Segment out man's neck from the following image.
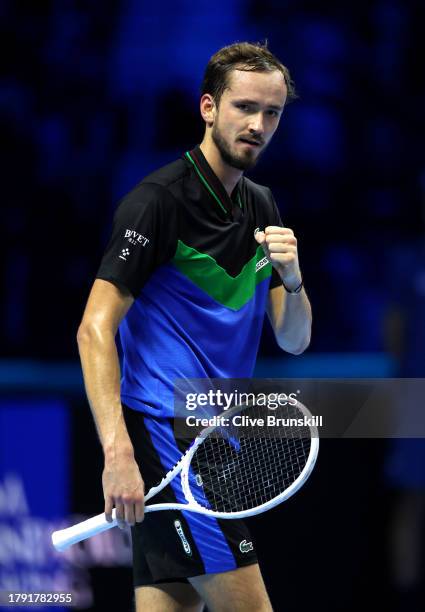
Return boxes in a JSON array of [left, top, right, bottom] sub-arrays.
[[199, 139, 243, 198]]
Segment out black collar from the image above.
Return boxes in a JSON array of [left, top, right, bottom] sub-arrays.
[[184, 145, 243, 220]]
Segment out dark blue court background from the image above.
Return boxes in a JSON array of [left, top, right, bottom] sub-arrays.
[[1, 1, 424, 611]]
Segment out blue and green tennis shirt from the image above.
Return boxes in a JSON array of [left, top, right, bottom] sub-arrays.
[[96, 145, 283, 417]]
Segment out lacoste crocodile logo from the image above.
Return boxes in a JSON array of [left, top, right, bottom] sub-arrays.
[[239, 539, 254, 553]]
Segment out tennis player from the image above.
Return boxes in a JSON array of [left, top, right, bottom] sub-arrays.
[[77, 41, 312, 612]]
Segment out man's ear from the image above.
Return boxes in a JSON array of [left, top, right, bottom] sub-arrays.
[[200, 94, 216, 127]]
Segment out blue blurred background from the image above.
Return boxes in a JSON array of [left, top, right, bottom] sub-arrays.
[[1, 1, 424, 610]]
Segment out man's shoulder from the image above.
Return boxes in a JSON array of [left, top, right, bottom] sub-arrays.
[[142, 157, 189, 189], [243, 176, 273, 204], [243, 176, 281, 225], [119, 157, 188, 209]]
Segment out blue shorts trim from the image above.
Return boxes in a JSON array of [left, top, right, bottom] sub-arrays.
[[143, 417, 237, 574]]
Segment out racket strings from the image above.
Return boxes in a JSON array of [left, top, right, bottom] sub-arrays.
[[189, 404, 311, 513]]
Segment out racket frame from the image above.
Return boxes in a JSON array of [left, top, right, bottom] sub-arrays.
[[52, 400, 319, 551]]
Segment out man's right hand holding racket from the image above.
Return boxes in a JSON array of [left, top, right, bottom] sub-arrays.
[[102, 435, 145, 529]]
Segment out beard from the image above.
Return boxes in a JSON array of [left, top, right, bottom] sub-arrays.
[[211, 122, 265, 171]]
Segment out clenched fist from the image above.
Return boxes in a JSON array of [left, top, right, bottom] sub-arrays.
[[255, 226, 302, 290]]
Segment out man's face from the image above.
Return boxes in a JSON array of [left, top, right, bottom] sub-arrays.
[[211, 69, 287, 171]]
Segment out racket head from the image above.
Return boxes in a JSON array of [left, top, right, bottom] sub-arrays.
[[180, 399, 319, 518]]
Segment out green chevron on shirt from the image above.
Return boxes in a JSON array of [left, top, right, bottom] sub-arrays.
[[172, 240, 273, 310]]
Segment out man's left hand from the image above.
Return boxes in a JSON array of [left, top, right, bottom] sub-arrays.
[[255, 226, 302, 290]]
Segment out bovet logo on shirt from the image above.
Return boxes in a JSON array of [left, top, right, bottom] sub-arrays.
[[119, 248, 130, 261], [124, 229, 150, 246], [174, 520, 192, 556]]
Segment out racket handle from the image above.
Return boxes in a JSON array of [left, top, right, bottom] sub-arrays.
[[51, 509, 117, 551]]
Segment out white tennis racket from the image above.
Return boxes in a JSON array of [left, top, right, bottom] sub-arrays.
[[52, 399, 319, 551]]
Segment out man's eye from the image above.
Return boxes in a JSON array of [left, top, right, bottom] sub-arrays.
[[267, 110, 278, 117], [236, 104, 249, 111]]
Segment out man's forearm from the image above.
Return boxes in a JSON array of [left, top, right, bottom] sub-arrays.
[[273, 287, 312, 355], [255, 225, 312, 354], [77, 324, 133, 459]]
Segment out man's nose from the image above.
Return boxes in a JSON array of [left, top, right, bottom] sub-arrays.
[[248, 113, 265, 135]]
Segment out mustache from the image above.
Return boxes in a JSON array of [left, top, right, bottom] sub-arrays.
[[238, 136, 264, 145]]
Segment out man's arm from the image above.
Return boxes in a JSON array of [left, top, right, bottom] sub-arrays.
[[267, 285, 312, 354], [77, 278, 144, 527], [255, 226, 312, 355]]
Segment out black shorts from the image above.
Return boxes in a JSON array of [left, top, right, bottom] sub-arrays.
[[123, 404, 258, 587]]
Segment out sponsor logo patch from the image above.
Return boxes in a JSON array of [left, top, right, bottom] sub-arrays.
[[124, 229, 150, 246], [239, 539, 254, 553], [174, 520, 192, 556], [255, 256, 269, 273], [119, 248, 130, 261]]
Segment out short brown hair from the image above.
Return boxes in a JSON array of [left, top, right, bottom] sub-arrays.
[[201, 41, 297, 107]]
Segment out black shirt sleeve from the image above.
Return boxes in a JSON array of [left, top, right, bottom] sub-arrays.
[[96, 182, 178, 297], [267, 188, 285, 290]]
